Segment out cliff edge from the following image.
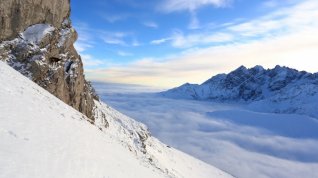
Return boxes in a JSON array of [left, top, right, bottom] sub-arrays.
[[0, 0, 98, 121]]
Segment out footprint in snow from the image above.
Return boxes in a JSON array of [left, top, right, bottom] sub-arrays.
[[8, 130, 18, 138]]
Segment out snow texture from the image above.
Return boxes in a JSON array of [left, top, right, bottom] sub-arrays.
[[0, 61, 232, 178]]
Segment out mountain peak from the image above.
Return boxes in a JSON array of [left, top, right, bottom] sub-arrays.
[[233, 65, 248, 72], [274, 64, 285, 69], [272, 65, 299, 73], [233, 65, 265, 74], [251, 65, 265, 71]]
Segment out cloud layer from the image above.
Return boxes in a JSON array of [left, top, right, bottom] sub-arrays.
[[94, 83, 318, 178]]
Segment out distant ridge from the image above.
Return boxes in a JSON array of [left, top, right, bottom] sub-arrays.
[[161, 65, 318, 118]]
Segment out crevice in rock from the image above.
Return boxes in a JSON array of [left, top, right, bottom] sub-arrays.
[[64, 60, 73, 73], [49, 57, 61, 64]]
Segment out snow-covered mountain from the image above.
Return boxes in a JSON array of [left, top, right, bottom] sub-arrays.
[[0, 61, 233, 178], [162, 65, 318, 118]]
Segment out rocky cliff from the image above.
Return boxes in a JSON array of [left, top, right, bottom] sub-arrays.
[[0, 0, 98, 122], [0, 0, 70, 41]]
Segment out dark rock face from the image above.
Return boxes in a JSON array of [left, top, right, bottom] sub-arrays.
[[268, 66, 304, 91], [223, 66, 251, 89], [0, 0, 98, 122]]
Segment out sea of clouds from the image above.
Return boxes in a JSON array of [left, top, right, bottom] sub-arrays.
[[93, 82, 318, 178]]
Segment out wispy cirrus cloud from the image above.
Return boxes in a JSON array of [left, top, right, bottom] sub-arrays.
[[74, 43, 94, 53], [100, 31, 143, 47], [73, 21, 137, 69], [102, 37, 127, 45], [150, 31, 233, 47], [117, 50, 133, 56], [262, 0, 297, 8], [102, 14, 128, 23], [132, 39, 142, 47], [143, 21, 159, 28], [152, 0, 318, 48], [171, 31, 233, 48], [101, 31, 132, 46], [262, 0, 280, 8], [73, 22, 106, 69], [188, 11, 200, 29], [74, 21, 140, 48], [81, 54, 105, 67], [73, 23, 96, 53], [226, 1, 317, 37], [87, 29, 318, 87], [158, 0, 232, 30], [150, 37, 172, 45], [158, 0, 232, 12]]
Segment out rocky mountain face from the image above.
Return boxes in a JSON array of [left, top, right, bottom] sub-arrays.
[[0, 0, 70, 41], [0, 0, 98, 122], [162, 65, 318, 118]]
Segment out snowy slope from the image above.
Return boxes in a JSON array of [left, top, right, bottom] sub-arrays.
[[162, 65, 318, 118], [0, 61, 233, 178]]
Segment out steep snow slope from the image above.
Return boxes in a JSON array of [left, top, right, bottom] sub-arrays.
[[162, 65, 318, 118], [0, 61, 233, 178]]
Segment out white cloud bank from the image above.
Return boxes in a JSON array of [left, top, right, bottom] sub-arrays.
[[93, 85, 318, 178]]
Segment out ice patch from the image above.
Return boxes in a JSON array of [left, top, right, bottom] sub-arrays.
[[21, 24, 55, 44]]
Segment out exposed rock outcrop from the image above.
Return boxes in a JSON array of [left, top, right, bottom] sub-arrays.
[[0, 0, 70, 41], [0, 0, 98, 122]]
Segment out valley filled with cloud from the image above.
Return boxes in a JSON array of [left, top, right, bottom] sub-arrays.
[[94, 82, 318, 178]]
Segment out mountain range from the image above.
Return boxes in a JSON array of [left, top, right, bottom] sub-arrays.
[[162, 65, 318, 118]]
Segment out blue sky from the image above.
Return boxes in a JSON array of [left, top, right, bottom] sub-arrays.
[[71, 0, 318, 87]]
